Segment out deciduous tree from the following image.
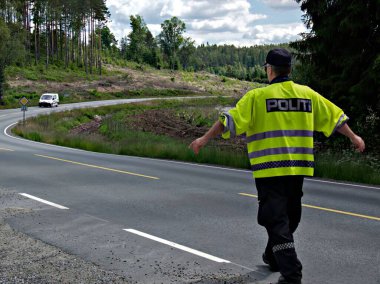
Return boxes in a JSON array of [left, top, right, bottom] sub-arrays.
[[158, 16, 186, 70]]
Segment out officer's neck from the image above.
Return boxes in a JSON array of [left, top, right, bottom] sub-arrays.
[[267, 71, 276, 82], [269, 75, 291, 84]]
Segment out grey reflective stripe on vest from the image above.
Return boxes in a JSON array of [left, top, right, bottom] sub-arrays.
[[331, 114, 349, 135], [246, 130, 313, 143], [251, 160, 314, 171], [222, 112, 236, 137], [248, 147, 314, 159]]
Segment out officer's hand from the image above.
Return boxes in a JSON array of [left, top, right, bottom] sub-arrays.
[[189, 137, 208, 155], [351, 135, 365, 152]]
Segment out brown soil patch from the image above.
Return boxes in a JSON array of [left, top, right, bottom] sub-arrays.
[[125, 109, 247, 152], [70, 115, 103, 135], [68, 109, 247, 152]]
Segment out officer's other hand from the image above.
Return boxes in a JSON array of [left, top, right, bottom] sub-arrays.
[[189, 137, 207, 155], [351, 135, 365, 152]]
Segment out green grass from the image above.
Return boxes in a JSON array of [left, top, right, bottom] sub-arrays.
[[181, 71, 196, 82], [16, 126, 250, 169], [114, 88, 205, 98], [5, 62, 121, 81], [314, 152, 380, 185]]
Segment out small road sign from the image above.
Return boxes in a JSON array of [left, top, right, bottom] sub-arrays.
[[19, 96, 29, 125], [19, 97, 29, 106]]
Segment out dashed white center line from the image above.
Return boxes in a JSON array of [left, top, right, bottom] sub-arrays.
[[19, 193, 69, 209], [124, 229, 231, 263]]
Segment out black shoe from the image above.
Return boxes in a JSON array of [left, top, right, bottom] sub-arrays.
[[262, 253, 279, 272], [276, 275, 302, 284]]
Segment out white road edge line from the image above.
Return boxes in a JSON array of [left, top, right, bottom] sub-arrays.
[[4, 122, 85, 152], [4, 122, 379, 190], [19, 193, 69, 210], [304, 178, 380, 190], [124, 229, 231, 263]]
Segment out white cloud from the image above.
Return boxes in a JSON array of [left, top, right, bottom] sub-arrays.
[[106, 0, 164, 41], [159, 0, 267, 34], [242, 23, 306, 45], [160, 0, 252, 20], [185, 23, 305, 47], [190, 13, 267, 33], [262, 0, 300, 10], [146, 24, 162, 36], [105, 0, 305, 46]]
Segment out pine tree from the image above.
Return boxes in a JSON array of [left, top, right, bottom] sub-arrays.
[[178, 37, 195, 70], [0, 18, 26, 103]]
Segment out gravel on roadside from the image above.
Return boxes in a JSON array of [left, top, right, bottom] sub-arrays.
[[0, 189, 129, 284]]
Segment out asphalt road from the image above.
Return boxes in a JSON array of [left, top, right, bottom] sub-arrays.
[[0, 100, 379, 284]]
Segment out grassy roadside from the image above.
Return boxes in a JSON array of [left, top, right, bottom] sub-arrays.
[[3, 86, 205, 109], [13, 97, 250, 169], [12, 97, 380, 186], [314, 152, 380, 185]]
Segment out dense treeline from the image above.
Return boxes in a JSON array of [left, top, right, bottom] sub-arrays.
[[0, 0, 112, 70], [0, 0, 114, 101], [119, 15, 283, 81], [189, 44, 288, 81], [291, 0, 380, 151]]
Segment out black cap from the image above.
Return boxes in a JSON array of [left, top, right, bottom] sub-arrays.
[[264, 48, 292, 67]]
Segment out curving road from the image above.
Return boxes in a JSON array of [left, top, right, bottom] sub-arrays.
[[0, 100, 379, 284]]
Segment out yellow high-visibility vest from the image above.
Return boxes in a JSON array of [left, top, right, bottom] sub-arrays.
[[219, 80, 348, 178]]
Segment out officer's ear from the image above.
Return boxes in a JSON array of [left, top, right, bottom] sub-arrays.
[[267, 65, 275, 78]]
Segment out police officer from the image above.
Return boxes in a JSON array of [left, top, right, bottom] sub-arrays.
[[189, 48, 365, 284]]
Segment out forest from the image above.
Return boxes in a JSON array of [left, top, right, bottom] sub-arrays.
[[0, 0, 379, 153]]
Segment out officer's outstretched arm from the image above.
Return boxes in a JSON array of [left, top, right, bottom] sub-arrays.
[[189, 121, 224, 155], [337, 124, 365, 152]]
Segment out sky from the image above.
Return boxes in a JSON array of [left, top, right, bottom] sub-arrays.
[[105, 0, 307, 47]]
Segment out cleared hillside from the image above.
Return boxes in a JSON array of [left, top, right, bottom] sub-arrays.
[[4, 63, 262, 108]]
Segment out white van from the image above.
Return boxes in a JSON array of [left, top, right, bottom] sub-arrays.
[[39, 93, 59, 107]]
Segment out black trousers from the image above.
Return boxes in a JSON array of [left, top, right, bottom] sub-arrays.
[[255, 175, 304, 281]]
